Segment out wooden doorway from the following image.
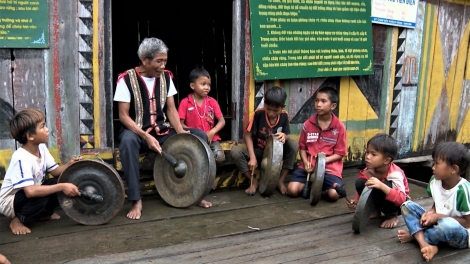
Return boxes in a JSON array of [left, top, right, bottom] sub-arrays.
[[112, 1, 233, 142]]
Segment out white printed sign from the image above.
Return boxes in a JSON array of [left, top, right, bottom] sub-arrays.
[[371, 0, 419, 28]]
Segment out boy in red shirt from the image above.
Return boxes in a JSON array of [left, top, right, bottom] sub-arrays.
[[178, 68, 226, 164], [230, 86, 298, 195], [287, 86, 347, 201], [347, 133, 410, 229]]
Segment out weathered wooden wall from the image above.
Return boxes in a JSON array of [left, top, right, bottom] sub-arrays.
[[243, 0, 470, 162], [0, 0, 114, 182]]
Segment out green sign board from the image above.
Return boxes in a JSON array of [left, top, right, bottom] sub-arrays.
[[0, 0, 49, 48], [250, 0, 373, 80]]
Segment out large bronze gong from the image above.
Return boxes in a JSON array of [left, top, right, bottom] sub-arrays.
[[352, 186, 376, 234], [57, 159, 125, 225], [259, 135, 283, 196], [153, 133, 216, 208], [309, 153, 326, 206]]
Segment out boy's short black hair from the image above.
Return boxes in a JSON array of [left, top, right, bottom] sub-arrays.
[[9, 109, 45, 145], [432, 142, 470, 175], [189, 67, 211, 83], [264, 86, 286, 108], [367, 133, 398, 161], [315, 86, 339, 104]]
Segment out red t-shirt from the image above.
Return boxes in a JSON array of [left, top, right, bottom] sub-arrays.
[[298, 113, 347, 178], [354, 162, 410, 206], [178, 94, 223, 141]]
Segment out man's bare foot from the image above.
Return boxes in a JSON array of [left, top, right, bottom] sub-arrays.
[[381, 216, 399, 229], [127, 199, 142, 220], [277, 180, 287, 195], [10, 217, 31, 235], [199, 199, 212, 208], [421, 245, 439, 261], [397, 229, 414, 243], [37, 213, 61, 221], [369, 210, 381, 219], [245, 178, 258, 195]]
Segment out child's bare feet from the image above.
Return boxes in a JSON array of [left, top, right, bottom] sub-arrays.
[[0, 254, 11, 264], [198, 199, 212, 208], [245, 178, 258, 195], [127, 199, 142, 220], [421, 245, 439, 261], [397, 229, 414, 243], [369, 210, 381, 219], [380, 216, 399, 229], [10, 217, 31, 235], [277, 179, 287, 195]]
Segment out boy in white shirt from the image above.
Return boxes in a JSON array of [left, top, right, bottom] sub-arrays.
[[397, 142, 470, 261], [0, 109, 81, 235]]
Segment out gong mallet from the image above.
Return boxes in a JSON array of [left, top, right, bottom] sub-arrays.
[[248, 168, 256, 196], [302, 155, 314, 199], [79, 190, 104, 203], [160, 150, 188, 178]]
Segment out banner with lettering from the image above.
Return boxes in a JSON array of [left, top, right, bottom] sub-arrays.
[[371, 0, 418, 28], [0, 0, 49, 48], [250, 0, 373, 81]]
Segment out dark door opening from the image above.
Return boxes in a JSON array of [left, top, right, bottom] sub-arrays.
[[112, 1, 233, 143]]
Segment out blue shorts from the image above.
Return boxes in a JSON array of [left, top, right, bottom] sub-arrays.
[[290, 168, 342, 191]]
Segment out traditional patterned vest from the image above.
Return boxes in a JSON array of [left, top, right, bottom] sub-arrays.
[[122, 69, 171, 134]]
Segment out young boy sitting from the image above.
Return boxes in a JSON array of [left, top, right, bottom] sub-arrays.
[[347, 133, 409, 229], [0, 109, 81, 235], [178, 67, 226, 164], [287, 86, 346, 201], [230, 86, 298, 195], [397, 142, 470, 262]]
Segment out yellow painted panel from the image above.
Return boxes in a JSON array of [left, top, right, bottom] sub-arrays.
[[387, 27, 399, 133], [48, 147, 61, 164], [413, 4, 433, 151], [423, 16, 445, 135], [339, 77, 350, 121], [341, 77, 378, 121], [457, 108, 470, 142], [0, 149, 13, 171], [446, 22, 470, 130], [92, 0, 100, 148]]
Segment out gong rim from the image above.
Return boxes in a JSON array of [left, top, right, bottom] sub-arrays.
[[153, 134, 216, 208], [309, 153, 326, 206], [259, 135, 283, 196], [352, 186, 376, 234], [57, 159, 125, 226]]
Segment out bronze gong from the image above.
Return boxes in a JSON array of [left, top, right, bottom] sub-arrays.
[[352, 186, 376, 234], [259, 135, 283, 196], [57, 159, 125, 225], [153, 133, 216, 208], [309, 153, 326, 206]]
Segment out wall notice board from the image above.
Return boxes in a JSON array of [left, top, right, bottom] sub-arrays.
[[0, 0, 49, 48], [250, 0, 373, 80]]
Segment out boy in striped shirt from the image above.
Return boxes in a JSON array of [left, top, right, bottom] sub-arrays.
[[398, 142, 470, 261]]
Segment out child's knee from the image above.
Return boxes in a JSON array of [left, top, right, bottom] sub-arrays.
[[287, 183, 301, 197], [400, 200, 416, 214], [436, 217, 462, 233], [328, 189, 340, 201]]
